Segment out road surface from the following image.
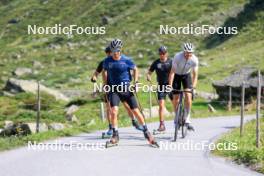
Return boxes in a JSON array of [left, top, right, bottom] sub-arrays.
[[0, 115, 263, 176]]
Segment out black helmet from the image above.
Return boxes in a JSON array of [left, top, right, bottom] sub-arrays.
[[158, 46, 167, 53], [105, 46, 111, 53]]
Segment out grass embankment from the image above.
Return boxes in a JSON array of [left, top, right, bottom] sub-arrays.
[[213, 118, 264, 174]]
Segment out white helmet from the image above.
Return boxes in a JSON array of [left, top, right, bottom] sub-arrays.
[[110, 39, 123, 52], [183, 43, 194, 52]]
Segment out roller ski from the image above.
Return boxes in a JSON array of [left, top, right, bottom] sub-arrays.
[[102, 128, 113, 139], [105, 131, 119, 148], [144, 130, 159, 148], [153, 123, 166, 135]]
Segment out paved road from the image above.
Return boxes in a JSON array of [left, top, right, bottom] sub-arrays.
[[0, 115, 263, 176]]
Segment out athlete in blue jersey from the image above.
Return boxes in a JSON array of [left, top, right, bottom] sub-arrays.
[[91, 47, 142, 138], [102, 39, 157, 146]]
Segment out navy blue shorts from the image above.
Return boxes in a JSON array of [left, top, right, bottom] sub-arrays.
[[108, 91, 138, 109]]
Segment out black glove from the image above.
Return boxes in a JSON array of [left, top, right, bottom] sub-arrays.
[[132, 81, 139, 92], [91, 77, 96, 83]]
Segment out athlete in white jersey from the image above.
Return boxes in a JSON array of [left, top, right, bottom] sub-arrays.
[[168, 43, 199, 131], [171, 51, 198, 75]]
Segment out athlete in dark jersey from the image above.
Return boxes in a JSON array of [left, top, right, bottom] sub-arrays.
[[95, 60, 104, 74], [147, 46, 174, 133], [91, 47, 111, 83]]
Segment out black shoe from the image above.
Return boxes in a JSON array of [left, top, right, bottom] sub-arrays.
[[186, 123, 195, 131]]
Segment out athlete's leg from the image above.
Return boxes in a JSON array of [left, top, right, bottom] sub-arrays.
[[102, 94, 112, 135], [108, 92, 121, 143], [159, 99, 165, 120], [109, 92, 120, 132], [131, 108, 145, 125], [184, 91, 192, 123], [172, 74, 181, 112], [122, 101, 142, 130], [122, 101, 134, 119], [124, 92, 156, 143], [173, 94, 180, 111], [104, 101, 113, 135], [110, 106, 119, 130], [169, 92, 176, 110], [158, 92, 166, 122], [183, 74, 194, 130], [122, 92, 146, 126], [106, 102, 111, 122]]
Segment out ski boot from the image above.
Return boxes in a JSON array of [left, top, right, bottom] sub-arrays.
[[144, 130, 159, 148], [105, 131, 119, 148], [153, 123, 166, 135], [102, 128, 113, 139], [132, 119, 144, 131], [186, 123, 195, 131]]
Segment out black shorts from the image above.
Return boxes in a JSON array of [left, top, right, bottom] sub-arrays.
[[172, 73, 192, 94], [108, 91, 138, 109], [157, 91, 173, 101]]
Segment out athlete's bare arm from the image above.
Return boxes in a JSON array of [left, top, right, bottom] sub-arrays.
[[192, 67, 198, 88], [102, 69, 108, 85], [132, 66, 139, 83]]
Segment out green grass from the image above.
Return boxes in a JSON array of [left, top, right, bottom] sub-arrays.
[[213, 118, 264, 174]]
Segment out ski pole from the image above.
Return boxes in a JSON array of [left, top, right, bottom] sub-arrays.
[[148, 80, 159, 105], [132, 83, 146, 120]]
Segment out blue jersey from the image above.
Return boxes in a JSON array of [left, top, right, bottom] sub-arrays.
[[103, 55, 135, 85]]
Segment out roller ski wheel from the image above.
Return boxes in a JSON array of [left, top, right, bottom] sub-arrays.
[[149, 140, 160, 148], [105, 141, 118, 148], [102, 129, 113, 139], [153, 129, 166, 135], [102, 132, 112, 139]]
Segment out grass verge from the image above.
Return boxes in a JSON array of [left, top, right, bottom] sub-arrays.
[[213, 117, 264, 174]]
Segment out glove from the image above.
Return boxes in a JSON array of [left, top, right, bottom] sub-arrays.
[[192, 88, 196, 100], [167, 85, 173, 93], [192, 88, 196, 95], [102, 84, 109, 93], [132, 81, 140, 92], [146, 74, 151, 82], [91, 76, 97, 83]]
